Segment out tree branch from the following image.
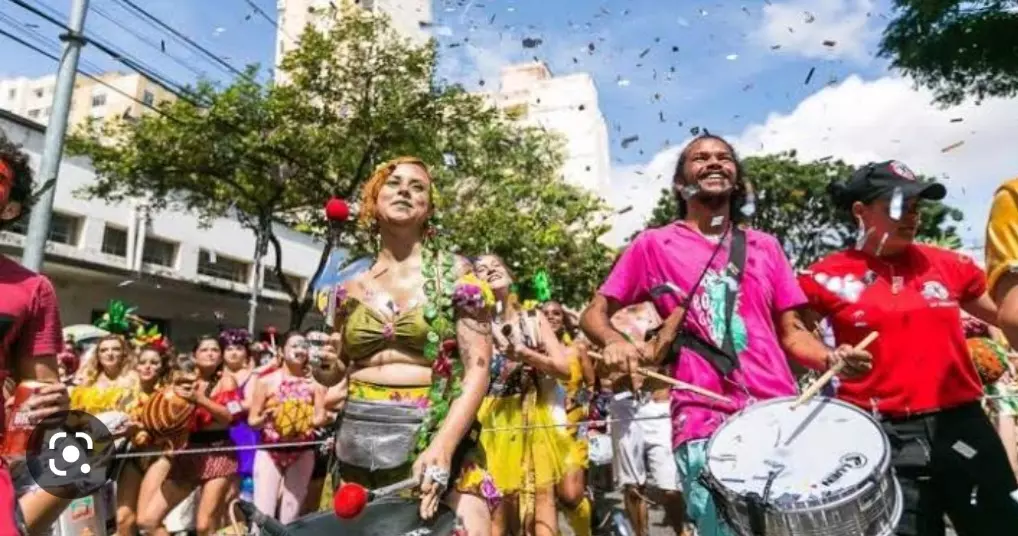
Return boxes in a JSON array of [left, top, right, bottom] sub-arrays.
[[267, 229, 299, 302]]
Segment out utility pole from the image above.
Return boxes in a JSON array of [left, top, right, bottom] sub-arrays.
[[21, 0, 90, 271], [247, 227, 268, 334]]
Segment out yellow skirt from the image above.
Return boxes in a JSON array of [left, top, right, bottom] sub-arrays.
[[563, 356, 590, 471], [343, 381, 501, 509], [477, 390, 576, 494]]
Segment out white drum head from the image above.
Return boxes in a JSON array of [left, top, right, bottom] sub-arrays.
[[706, 397, 887, 508]]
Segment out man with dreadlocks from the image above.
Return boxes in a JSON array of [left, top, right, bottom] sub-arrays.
[[581, 134, 871, 536], [0, 131, 70, 534]]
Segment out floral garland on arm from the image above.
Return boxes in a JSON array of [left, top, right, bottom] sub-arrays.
[[415, 244, 495, 456]]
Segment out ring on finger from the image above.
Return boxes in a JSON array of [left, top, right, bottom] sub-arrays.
[[424, 465, 451, 489]]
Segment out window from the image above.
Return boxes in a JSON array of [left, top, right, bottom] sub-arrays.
[[7, 89, 15, 99], [24, 213, 82, 245], [33, 88, 43, 98], [142, 90, 155, 106], [197, 249, 250, 283], [91, 93, 107, 107], [142, 237, 178, 267], [263, 272, 304, 294], [101, 226, 128, 257], [27, 109, 40, 119]]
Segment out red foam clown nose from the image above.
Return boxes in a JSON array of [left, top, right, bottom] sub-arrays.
[[333, 482, 369, 519], [325, 197, 350, 222]]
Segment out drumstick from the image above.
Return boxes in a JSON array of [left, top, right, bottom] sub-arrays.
[[588, 351, 733, 404], [791, 331, 879, 410]]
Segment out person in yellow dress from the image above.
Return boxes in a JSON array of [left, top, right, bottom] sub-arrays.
[[474, 255, 574, 536]]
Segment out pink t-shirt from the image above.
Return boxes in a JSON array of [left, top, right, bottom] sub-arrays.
[[600, 222, 805, 448]]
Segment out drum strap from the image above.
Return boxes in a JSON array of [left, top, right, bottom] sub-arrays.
[[744, 492, 769, 536], [666, 225, 747, 377]]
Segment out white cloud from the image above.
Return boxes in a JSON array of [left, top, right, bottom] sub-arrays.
[[731, 74, 1016, 248], [600, 146, 682, 246], [753, 0, 877, 62], [607, 74, 1018, 252]]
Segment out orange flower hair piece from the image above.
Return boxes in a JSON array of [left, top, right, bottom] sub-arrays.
[[357, 156, 432, 228]]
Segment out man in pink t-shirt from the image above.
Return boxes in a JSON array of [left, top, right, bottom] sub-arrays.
[[581, 135, 871, 536], [0, 132, 70, 535]]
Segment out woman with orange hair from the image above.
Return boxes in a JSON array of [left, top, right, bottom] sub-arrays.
[[311, 157, 499, 535]]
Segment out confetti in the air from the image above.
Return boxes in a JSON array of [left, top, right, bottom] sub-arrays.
[[941, 141, 965, 153], [522, 37, 543, 48], [822, 40, 837, 47], [621, 135, 639, 148], [726, 54, 739, 60], [804, 66, 816, 85]]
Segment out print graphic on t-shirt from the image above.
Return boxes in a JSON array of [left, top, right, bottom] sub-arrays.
[[921, 280, 950, 304], [813, 272, 865, 303], [690, 270, 748, 353]]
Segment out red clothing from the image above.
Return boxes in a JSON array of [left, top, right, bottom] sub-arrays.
[[0, 254, 63, 536], [799, 244, 985, 417], [0, 255, 62, 369]]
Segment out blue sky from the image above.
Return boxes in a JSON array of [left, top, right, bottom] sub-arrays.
[[2, 0, 1016, 252]]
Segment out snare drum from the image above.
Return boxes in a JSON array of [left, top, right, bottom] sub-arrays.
[[703, 396, 902, 536]]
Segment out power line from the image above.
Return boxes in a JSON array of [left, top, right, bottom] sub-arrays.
[[107, 0, 249, 80], [5, 0, 204, 106], [240, 0, 289, 38], [0, 22, 180, 124], [89, 2, 209, 80]]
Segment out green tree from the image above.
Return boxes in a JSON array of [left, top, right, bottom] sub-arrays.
[[68, 2, 613, 327], [638, 152, 963, 267], [879, 1, 1018, 105]]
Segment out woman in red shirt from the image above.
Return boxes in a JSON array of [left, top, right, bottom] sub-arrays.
[[799, 160, 1018, 536]]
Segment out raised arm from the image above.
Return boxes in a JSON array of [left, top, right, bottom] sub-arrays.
[[511, 311, 571, 379]]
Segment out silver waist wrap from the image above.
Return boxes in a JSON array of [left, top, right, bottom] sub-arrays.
[[335, 399, 426, 471]]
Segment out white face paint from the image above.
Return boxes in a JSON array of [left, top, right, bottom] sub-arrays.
[[679, 184, 700, 200], [888, 187, 904, 221]]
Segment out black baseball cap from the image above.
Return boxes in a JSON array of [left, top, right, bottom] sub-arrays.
[[834, 160, 946, 208]]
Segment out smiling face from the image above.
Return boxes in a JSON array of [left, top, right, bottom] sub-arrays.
[[475, 255, 513, 291], [542, 301, 565, 334], [853, 196, 922, 255], [677, 137, 739, 199], [283, 333, 309, 366], [374, 163, 433, 230]]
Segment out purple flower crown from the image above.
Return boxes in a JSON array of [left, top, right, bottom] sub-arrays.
[[219, 328, 252, 348]]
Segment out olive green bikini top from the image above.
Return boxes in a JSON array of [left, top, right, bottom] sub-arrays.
[[340, 297, 432, 362]]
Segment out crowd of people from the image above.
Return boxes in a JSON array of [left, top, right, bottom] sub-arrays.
[[2, 129, 1018, 536]]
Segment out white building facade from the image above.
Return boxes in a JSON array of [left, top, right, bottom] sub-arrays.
[[275, 0, 433, 79], [485, 62, 612, 193], [0, 73, 177, 129], [0, 110, 329, 344]]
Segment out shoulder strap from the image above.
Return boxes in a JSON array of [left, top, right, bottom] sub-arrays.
[[667, 225, 749, 377], [721, 226, 747, 359]]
